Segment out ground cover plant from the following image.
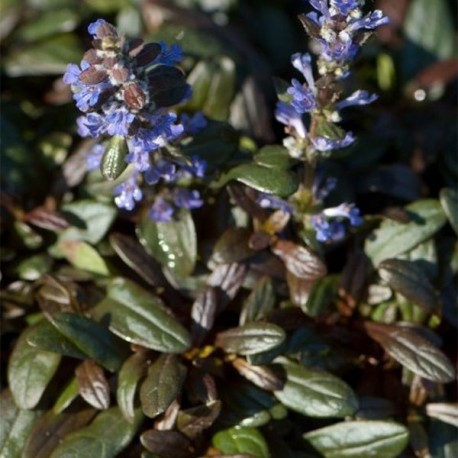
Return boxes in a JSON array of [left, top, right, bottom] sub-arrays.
[[1, 0, 457, 457]]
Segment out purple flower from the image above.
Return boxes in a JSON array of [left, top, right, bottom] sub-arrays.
[[257, 193, 293, 214], [88, 19, 107, 36], [336, 90, 378, 110], [114, 175, 143, 211], [150, 197, 174, 222], [180, 112, 207, 135], [77, 113, 108, 138], [291, 53, 315, 91], [330, 0, 360, 16], [145, 161, 177, 185], [311, 203, 362, 243], [275, 102, 307, 139], [63, 63, 84, 85], [173, 189, 203, 209], [287, 79, 316, 113], [312, 175, 337, 201], [311, 132, 355, 151], [156, 42, 184, 66], [104, 106, 136, 137], [87, 143, 105, 170]]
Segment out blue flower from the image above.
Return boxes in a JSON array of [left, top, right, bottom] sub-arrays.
[[63, 63, 84, 85], [312, 174, 337, 201], [330, 0, 360, 16], [275, 102, 307, 139], [291, 53, 315, 91], [336, 90, 378, 110], [114, 174, 143, 211], [311, 203, 361, 242], [87, 143, 105, 170], [104, 106, 136, 137], [173, 189, 203, 209], [311, 132, 355, 151], [77, 113, 108, 138], [145, 161, 177, 185], [156, 42, 184, 66], [150, 197, 174, 222], [88, 19, 107, 36], [180, 112, 207, 135], [287, 79, 316, 113], [257, 193, 293, 214], [73, 81, 111, 112]]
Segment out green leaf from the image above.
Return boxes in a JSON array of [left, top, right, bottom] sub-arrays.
[[365, 322, 455, 383], [378, 259, 438, 313], [50, 312, 126, 372], [49, 407, 142, 458], [117, 352, 149, 423], [137, 209, 197, 277], [14, 253, 52, 281], [58, 240, 111, 276], [8, 325, 61, 409], [212, 227, 255, 264], [365, 199, 447, 266], [100, 136, 128, 180], [304, 420, 409, 458], [4, 34, 82, 76], [240, 277, 275, 325], [26, 319, 87, 359], [60, 200, 116, 245], [402, 0, 456, 80], [254, 145, 295, 169], [216, 322, 286, 355], [93, 277, 191, 353], [139, 355, 187, 418], [52, 378, 79, 415], [273, 359, 358, 418], [440, 188, 458, 235], [0, 390, 42, 458], [213, 163, 299, 197], [22, 409, 97, 458], [213, 427, 270, 458]]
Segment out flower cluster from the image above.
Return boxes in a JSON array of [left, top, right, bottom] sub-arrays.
[[265, 1, 388, 243], [64, 19, 206, 221]]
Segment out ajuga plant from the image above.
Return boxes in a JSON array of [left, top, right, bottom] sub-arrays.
[[2, 1, 457, 458]]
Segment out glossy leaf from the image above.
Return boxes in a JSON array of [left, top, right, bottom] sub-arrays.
[[365, 199, 447, 266], [139, 355, 187, 418], [378, 259, 438, 313], [254, 145, 295, 169], [26, 318, 86, 359], [50, 312, 126, 372], [22, 409, 97, 458], [93, 277, 191, 353], [8, 325, 61, 409], [365, 322, 455, 383], [0, 390, 42, 458], [273, 359, 358, 418], [58, 240, 111, 276], [137, 209, 197, 277], [75, 360, 110, 410], [49, 407, 142, 458], [304, 420, 409, 458], [60, 199, 116, 244], [239, 277, 275, 325], [212, 427, 270, 458], [232, 358, 284, 391], [213, 163, 299, 197], [272, 240, 327, 280], [216, 322, 286, 355], [440, 188, 458, 234], [117, 352, 149, 423], [426, 403, 458, 428], [212, 227, 255, 264]]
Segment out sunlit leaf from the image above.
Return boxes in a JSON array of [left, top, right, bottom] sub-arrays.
[[137, 209, 197, 277], [273, 359, 358, 418], [365, 322, 455, 383], [216, 322, 286, 355], [365, 199, 447, 266], [8, 325, 61, 409], [212, 427, 270, 458], [304, 420, 409, 458], [440, 188, 458, 235], [93, 277, 191, 353]]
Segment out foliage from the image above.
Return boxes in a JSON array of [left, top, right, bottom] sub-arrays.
[[1, 0, 457, 457]]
